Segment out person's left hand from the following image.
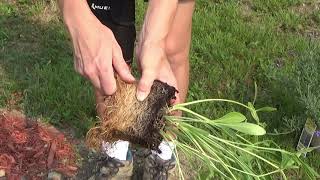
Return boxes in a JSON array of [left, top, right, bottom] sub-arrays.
[[136, 41, 180, 104]]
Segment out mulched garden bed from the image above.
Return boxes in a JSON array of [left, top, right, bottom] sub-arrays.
[[0, 110, 78, 179]]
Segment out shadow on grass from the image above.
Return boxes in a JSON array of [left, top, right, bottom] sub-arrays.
[[0, 5, 95, 136]]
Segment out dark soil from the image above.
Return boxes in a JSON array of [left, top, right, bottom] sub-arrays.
[[74, 145, 153, 180]]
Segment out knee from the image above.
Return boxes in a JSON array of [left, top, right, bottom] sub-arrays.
[[165, 39, 190, 68]]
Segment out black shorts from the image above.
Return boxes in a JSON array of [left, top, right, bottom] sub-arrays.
[[87, 0, 136, 65]]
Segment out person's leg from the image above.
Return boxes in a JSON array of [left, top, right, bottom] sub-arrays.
[[165, 0, 195, 103]]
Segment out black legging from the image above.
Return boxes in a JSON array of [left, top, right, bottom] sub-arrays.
[[87, 0, 136, 65]]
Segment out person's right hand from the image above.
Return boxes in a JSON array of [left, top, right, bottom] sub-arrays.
[[67, 15, 135, 95]]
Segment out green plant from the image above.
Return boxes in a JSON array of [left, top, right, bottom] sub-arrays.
[[162, 99, 319, 179], [293, 50, 320, 127]]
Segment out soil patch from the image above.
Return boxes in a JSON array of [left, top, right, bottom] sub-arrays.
[[290, 2, 320, 39], [290, 2, 320, 15]]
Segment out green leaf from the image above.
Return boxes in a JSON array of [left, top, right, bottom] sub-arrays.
[[248, 102, 260, 124], [294, 155, 320, 179], [280, 153, 296, 168], [253, 81, 258, 105], [214, 112, 246, 124], [218, 123, 266, 136], [256, 107, 277, 112]]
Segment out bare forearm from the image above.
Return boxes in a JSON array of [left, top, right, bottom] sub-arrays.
[[141, 0, 178, 46], [58, 0, 135, 96], [58, 0, 98, 33]]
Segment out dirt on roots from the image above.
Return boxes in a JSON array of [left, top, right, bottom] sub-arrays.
[[86, 78, 177, 152]]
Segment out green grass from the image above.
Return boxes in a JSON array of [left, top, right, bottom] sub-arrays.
[[0, 0, 319, 176], [0, 1, 95, 135]]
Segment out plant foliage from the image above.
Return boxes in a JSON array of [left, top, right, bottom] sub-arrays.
[[293, 50, 320, 126], [162, 99, 319, 179]]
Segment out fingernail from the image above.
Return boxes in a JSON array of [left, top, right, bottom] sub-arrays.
[[137, 91, 147, 101], [129, 74, 136, 81], [126, 71, 135, 81]]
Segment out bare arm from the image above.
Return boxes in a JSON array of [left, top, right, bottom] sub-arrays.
[[58, 0, 94, 27], [136, 0, 179, 101], [58, 0, 135, 95], [140, 0, 178, 45]]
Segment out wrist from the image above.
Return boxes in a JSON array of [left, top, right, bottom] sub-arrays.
[[139, 41, 168, 65], [140, 38, 166, 50]]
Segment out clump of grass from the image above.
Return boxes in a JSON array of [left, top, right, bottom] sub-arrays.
[[293, 50, 320, 126]]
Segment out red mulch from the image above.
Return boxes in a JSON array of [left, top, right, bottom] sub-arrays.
[[0, 110, 78, 179]]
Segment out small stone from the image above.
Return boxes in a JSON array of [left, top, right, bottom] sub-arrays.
[[47, 172, 62, 180], [100, 167, 108, 174], [88, 176, 95, 180], [0, 169, 5, 177]]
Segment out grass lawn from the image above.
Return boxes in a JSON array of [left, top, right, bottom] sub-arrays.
[[1, 0, 319, 177]]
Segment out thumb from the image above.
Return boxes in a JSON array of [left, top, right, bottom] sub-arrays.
[[137, 70, 156, 101]]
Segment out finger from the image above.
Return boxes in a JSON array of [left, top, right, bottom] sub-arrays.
[[170, 92, 180, 105], [135, 44, 142, 71], [95, 88, 107, 119], [169, 91, 182, 117], [158, 76, 179, 105], [112, 43, 135, 83], [74, 59, 83, 75], [98, 59, 117, 96], [156, 61, 180, 105], [137, 70, 157, 101], [73, 47, 84, 76], [84, 66, 101, 91]]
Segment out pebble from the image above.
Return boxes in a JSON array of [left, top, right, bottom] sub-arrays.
[[47, 172, 62, 180], [0, 170, 5, 177], [100, 167, 108, 174]]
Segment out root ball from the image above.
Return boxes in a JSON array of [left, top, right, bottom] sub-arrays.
[[86, 77, 177, 151]]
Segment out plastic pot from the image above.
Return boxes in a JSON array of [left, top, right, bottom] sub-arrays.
[[311, 129, 320, 152]]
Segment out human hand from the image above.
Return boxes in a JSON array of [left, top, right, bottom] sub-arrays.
[[134, 0, 179, 103], [136, 42, 180, 104], [66, 15, 135, 95]]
